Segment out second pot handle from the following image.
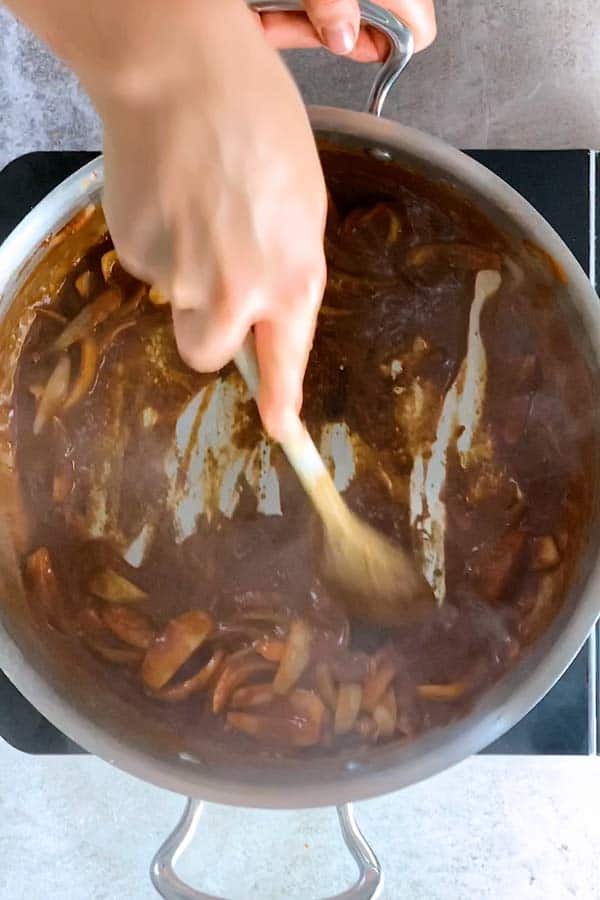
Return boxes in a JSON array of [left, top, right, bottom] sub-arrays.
[[150, 799, 382, 900], [248, 0, 414, 117]]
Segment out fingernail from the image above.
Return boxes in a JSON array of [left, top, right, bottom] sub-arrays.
[[321, 24, 355, 55]]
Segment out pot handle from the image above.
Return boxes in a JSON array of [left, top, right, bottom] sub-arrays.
[[150, 798, 382, 900], [248, 0, 414, 117]]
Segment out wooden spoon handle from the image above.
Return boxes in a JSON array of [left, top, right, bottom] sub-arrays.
[[234, 335, 348, 529]]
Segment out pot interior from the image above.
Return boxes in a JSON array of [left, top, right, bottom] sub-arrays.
[[1, 131, 600, 807]]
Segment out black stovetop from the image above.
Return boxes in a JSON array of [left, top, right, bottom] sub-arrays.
[[0, 150, 598, 756]]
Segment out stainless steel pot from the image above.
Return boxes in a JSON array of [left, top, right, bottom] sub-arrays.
[[1, 2, 599, 897]]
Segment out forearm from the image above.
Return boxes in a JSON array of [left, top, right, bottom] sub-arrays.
[[3, 0, 258, 105]]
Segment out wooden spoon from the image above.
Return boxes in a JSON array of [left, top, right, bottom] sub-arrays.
[[234, 335, 434, 627]]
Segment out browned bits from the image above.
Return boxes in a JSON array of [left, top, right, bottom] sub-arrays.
[[253, 638, 286, 662], [142, 611, 214, 692]]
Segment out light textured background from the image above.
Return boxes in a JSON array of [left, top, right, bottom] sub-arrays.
[[2, 0, 600, 170], [2, 2, 600, 897], [1, 739, 600, 900]]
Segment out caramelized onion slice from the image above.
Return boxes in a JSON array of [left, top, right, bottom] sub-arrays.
[[272, 619, 312, 695], [362, 656, 396, 712], [89, 569, 147, 603], [253, 638, 286, 662], [227, 689, 326, 747], [148, 286, 169, 306], [230, 682, 275, 709], [530, 535, 560, 571], [212, 649, 275, 714], [33, 354, 71, 436], [86, 639, 144, 666], [53, 287, 121, 351], [75, 270, 92, 299], [151, 649, 225, 702], [142, 611, 214, 691], [416, 682, 466, 701], [64, 337, 98, 410], [25, 546, 63, 629], [372, 687, 397, 738], [334, 683, 362, 735], [100, 605, 155, 649], [315, 662, 337, 711], [100, 250, 119, 283]]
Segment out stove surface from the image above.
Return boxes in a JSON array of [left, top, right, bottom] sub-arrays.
[[0, 150, 598, 755]]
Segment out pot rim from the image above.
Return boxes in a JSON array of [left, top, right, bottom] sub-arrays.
[[1, 108, 599, 808]]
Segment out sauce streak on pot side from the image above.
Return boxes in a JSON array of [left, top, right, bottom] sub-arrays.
[[10, 148, 598, 758]]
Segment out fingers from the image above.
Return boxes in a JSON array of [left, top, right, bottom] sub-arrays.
[[302, 0, 361, 55], [172, 285, 262, 374], [261, 0, 436, 59], [254, 266, 326, 442]]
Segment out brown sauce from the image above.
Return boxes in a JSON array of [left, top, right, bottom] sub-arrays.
[[11, 148, 598, 757]]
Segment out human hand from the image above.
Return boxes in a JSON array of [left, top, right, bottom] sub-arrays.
[[257, 0, 436, 59], [87, 1, 327, 442]]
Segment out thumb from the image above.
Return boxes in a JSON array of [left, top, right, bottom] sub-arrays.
[[302, 0, 360, 55]]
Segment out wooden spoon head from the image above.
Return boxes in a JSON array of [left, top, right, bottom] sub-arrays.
[[323, 510, 436, 627]]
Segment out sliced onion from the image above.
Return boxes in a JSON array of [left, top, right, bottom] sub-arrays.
[[372, 687, 397, 738], [226, 689, 325, 747], [142, 611, 214, 691], [287, 689, 327, 746], [75, 270, 92, 299], [33, 354, 71, 436], [253, 638, 286, 662], [334, 683, 362, 735], [361, 656, 396, 712], [25, 546, 63, 630], [212, 649, 275, 713], [416, 682, 466, 701], [86, 639, 143, 666], [35, 307, 67, 324], [315, 662, 337, 711], [100, 250, 119, 283], [272, 619, 312, 695], [530, 536, 560, 572], [64, 338, 98, 410], [89, 568, 147, 603], [52, 417, 73, 504], [148, 286, 169, 306], [100, 605, 156, 649], [53, 287, 121, 351], [96, 319, 136, 356], [230, 682, 275, 709], [151, 649, 225, 702]]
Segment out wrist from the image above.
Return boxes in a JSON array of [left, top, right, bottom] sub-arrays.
[[68, 0, 255, 111]]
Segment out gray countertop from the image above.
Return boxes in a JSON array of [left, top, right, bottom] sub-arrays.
[[2, 0, 600, 170], [1, 738, 599, 900], [1, 2, 600, 898]]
